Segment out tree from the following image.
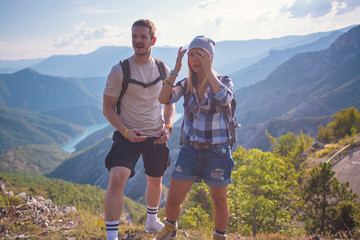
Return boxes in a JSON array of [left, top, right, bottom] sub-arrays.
[[229, 147, 300, 237], [302, 162, 359, 235], [266, 131, 314, 170], [179, 182, 214, 231], [317, 107, 360, 142]]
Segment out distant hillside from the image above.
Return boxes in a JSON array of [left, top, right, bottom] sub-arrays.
[[47, 136, 112, 190], [77, 76, 106, 98], [234, 116, 332, 151], [0, 26, 346, 79], [235, 25, 360, 127], [230, 30, 344, 90], [41, 105, 107, 126], [0, 144, 70, 174], [73, 124, 113, 152], [0, 69, 101, 112], [0, 58, 44, 74], [0, 106, 84, 154], [32, 46, 134, 78]]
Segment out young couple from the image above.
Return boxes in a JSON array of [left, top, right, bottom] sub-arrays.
[[103, 19, 235, 240]]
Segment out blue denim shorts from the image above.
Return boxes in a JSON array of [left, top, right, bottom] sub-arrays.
[[171, 142, 234, 187]]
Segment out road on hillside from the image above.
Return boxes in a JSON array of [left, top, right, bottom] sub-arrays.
[[332, 147, 360, 201]]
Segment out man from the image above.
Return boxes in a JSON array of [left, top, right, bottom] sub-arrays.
[[102, 19, 175, 240]]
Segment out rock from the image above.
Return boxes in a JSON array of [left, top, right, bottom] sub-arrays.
[[0, 181, 5, 192], [1, 191, 77, 238], [312, 142, 325, 149]]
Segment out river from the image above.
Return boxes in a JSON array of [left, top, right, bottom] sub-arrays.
[[60, 122, 109, 153]]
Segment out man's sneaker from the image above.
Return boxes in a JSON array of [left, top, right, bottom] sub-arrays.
[[153, 219, 177, 240], [213, 232, 227, 240], [146, 218, 164, 232]]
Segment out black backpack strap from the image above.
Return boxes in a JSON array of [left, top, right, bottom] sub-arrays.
[[154, 59, 166, 80], [116, 59, 130, 114], [116, 58, 166, 115]]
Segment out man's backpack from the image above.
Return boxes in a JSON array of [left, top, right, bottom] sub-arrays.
[[115, 58, 166, 114]]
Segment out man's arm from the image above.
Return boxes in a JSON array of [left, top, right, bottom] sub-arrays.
[[103, 94, 146, 142]]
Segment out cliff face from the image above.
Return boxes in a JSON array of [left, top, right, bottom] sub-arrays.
[[235, 25, 360, 127]]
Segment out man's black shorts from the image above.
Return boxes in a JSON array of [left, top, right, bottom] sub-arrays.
[[105, 131, 170, 178]]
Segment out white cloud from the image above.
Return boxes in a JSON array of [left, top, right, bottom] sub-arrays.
[[281, 0, 360, 18], [54, 22, 125, 48], [71, 5, 124, 15]]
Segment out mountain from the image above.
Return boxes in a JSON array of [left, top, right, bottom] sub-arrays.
[[0, 144, 70, 174], [31, 46, 134, 78], [234, 25, 360, 128], [230, 30, 345, 90], [233, 116, 332, 151], [47, 135, 112, 190], [0, 58, 44, 74], [0, 26, 352, 79], [214, 25, 355, 75], [0, 69, 106, 125], [77, 76, 106, 98], [0, 106, 85, 154], [41, 105, 106, 126], [0, 69, 101, 112]]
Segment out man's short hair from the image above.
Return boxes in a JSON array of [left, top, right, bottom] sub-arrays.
[[132, 19, 156, 39]]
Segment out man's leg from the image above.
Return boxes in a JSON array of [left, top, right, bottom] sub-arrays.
[[104, 166, 131, 240], [145, 175, 164, 231]]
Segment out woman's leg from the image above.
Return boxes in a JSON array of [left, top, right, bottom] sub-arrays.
[[208, 185, 229, 232], [165, 178, 194, 221]]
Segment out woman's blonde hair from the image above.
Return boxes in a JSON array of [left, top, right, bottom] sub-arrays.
[[185, 54, 213, 95]]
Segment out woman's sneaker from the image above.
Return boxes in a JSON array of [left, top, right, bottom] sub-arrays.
[[153, 219, 177, 240], [145, 218, 164, 232], [213, 232, 227, 240]]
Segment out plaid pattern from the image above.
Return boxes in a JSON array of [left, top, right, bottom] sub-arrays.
[[169, 75, 234, 144]]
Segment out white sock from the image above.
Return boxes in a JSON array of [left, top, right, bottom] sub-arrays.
[[106, 220, 119, 240], [147, 205, 159, 222]]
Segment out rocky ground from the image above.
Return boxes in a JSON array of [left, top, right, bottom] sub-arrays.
[[0, 187, 77, 239]]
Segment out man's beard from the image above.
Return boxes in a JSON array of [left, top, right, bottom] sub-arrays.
[[134, 45, 151, 56]]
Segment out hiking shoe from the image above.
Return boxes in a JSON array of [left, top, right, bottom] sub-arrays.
[[213, 232, 227, 240], [153, 219, 177, 240], [146, 218, 164, 232]]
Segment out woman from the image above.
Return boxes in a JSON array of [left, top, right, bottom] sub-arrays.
[[155, 36, 235, 240]]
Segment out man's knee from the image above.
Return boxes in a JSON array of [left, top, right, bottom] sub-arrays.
[[146, 175, 162, 187], [108, 167, 131, 189]]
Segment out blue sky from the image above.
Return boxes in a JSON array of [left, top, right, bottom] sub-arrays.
[[0, 0, 359, 60]]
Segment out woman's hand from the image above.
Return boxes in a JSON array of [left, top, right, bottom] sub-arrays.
[[173, 47, 187, 73], [198, 49, 212, 74]]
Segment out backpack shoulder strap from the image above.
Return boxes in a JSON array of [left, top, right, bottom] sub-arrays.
[[116, 59, 130, 114], [154, 59, 166, 80]]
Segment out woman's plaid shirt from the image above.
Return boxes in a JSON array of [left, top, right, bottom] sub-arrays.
[[168, 75, 234, 144]]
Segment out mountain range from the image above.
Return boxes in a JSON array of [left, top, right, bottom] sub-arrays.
[[0, 24, 359, 202]]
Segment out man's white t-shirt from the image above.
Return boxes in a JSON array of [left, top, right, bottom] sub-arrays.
[[104, 56, 170, 136]]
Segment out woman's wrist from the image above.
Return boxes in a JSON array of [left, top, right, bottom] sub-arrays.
[[170, 70, 178, 76]]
